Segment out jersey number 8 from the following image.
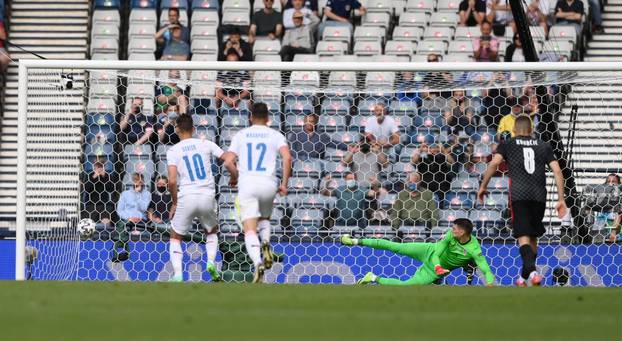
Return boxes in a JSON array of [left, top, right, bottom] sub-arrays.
[[523, 148, 535, 174]]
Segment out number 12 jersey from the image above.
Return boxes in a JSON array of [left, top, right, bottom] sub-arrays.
[[228, 125, 287, 182]]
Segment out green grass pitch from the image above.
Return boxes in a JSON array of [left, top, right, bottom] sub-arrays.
[[0, 281, 619, 341]]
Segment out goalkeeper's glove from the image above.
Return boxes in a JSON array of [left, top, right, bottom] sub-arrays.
[[434, 265, 450, 276]]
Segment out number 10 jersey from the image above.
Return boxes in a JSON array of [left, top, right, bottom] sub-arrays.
[[166, 138, 224, 196]]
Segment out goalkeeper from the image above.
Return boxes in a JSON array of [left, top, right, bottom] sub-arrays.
[[341, 218, 495, 286]]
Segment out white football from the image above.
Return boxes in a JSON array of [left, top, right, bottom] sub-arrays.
[[77, 218, 96, 236]]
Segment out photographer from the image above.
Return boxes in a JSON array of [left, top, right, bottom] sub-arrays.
[[156, 104, 180, 146], [119, 97, 156, 145], [473, 21, 498, 62], [218, 28, 253, 61]]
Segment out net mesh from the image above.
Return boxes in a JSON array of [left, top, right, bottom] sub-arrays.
[[20, 63, 622, 286]]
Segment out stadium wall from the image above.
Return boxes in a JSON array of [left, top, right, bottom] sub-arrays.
[[1, 240, 620, 286]]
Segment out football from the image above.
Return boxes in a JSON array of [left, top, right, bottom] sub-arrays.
[[77, 218, 96, 237]]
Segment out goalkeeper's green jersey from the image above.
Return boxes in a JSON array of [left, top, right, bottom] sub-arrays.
[[434, 232, 496, 285]]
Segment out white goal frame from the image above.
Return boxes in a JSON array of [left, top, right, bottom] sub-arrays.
[[15, 59, 622, 280]]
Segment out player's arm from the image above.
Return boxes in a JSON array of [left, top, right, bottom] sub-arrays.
[[279, 145, 292, 196], [430, 232, 452, 275], [167, 165, 178, 218], [222, 151, 239, 187], [477, 153, 504, 202], [470, 247, 496, 286], [549, 159, 568, 218]]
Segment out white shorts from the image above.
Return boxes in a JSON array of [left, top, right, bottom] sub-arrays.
[[171, 192, 217, 236], [237, 177, 278, 222]]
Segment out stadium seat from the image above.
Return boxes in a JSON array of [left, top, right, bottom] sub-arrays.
[[128, 52, 155, 60], [469, 209, 504, 228], [128, 36, 156, 54], [453, 26, 480, 41], [529, 26, 546, 47], [353, 41, 382, 57], [293, 160, 323, 178], [389, 99, 418, 116], [324, 147, 347, 162], [328, 71, 356, 88], [293, 54, 320, 62], [429, 12, 459, 28], [549, 25, 577, 46], [450, 177, 479, 191], [89, 83, 117, 98], [253, 40, 282, 56], [126, 83, 155, 98], [222, 114, 249, 129], [90, 37, 119, 55], [365, 0, 393, 13], [161, 0, 189, 9], [444, 191, 475, 209], [128, 23, 155, 39], [316, 40, 348, 56], [393, 116, 414, 133], [191, 25, 218, 40], [354, 26, 385, 43], [289, 193, 336, 210], [218, 192, 238, 208], [448, 41, 475, 55], [124, 159, 155, 181], [366, 71, 395, 88], [362, 12, 391, 29], [289, 177, 319, 194], [194, 125, 218, 142], [95, 0, 120, 8], [416, 41, 446, 55], [399, 12, 428, 28], [319, 107, 349, 125], [542, 41, 573, 60], [221, 11, 250, 27], [392, 26, 423, 41], [384, 41, 415, 61], [329, 130, 361, 145], [219, 207, 239, 224], [423, 26, 453, 41], [291, 208, 325, 227], [191, 37, 219, 55], [192, 0, 219, 10], [132, 0, 156, 8], [322, 26, 352, 44], [93, 10, 121, 27], [222, 0, 251, 12], [438, 209, 469, 227], [436, 0, 460, 12], [124, 144, 153, 160], [91, 23, 119, 40], [87, 98, 116, 114], [84, 145, 115, 173], [405, 0, 434, 14], [477, 192, 508, 209], [129, 8, 157, 27], [191, 10, 219, 27], [486, 176, 509, 192], [323, 161, 350, 178]]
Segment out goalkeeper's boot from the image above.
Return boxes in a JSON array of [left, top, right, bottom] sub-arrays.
[[340, 235, 358, 246], [528, 272, 543, 287], [168, 274, 183, 283], [357, 272, 378, 285], [261, 240, 274, 270], [515, 277, 527, 287], [253, 264, 265, 284], [206, 262, 221, 283]]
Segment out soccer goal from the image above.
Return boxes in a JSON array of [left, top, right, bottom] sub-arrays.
[[13, 59, 622, 286]]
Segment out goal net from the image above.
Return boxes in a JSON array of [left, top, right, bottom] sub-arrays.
[[14, 60, 622, 286]]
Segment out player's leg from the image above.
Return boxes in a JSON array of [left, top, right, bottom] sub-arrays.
[[359, 268, 437, 286], [341, 235, 431, 262], [112, 220, 130, 262], [168, 197, 192, 282], [257, 190, 277, 269], [513, 201, 546, 286], [168, 229, 185, 282], [238, 194, 265, 283], [200, 195, 221, 282]]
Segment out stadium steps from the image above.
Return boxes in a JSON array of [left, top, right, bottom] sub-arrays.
[[0, 0, 89, 230]]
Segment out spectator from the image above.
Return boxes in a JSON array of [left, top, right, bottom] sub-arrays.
[[412, 143, 455, 203], [156, 70, 189, 114], [319, 0, 366, 38], [420, 90, 448, 114], [216, 50, 251, 109], [605, 174, 622, 243], [155, 8, 190, 45], [497, 97, 524, 136], [473, 21, 499, 62], [363, 103, 400, 156], [248, 0, 283, 43], [444, 90, 478, 136], [526, 0, 550, 36], [459, 0, 487, 27], [321, 172, 372, 227], [156, 105, 180, 145], [283, 0, 319, 17], [113, 173, 150, 262], [342, 142, 388, 188], [554, 0, 584, 35], [288, 113, 343, 160], [0, 20, 10, 72], [366, 181, 390, 225], [119, 97, 156, 145], [280, 10, 320, 61], [158, 25, 190, 61], [147, 175, 173, 226], [486, 0, 516, 35], [283, 0, 317, 28], [504, 32, 525, 62], [82, 161, 116, 226], [389, 172, 439, 230], [482, 72, 513, 128], [219, 28, 253, 61], [588, 0, 604, 34]]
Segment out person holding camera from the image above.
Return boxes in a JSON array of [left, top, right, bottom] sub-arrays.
[[473, 21, 499, 62], [459, 0, 487, 27], [119, 97, 156, 145], [280, 10, 320, 61], [156, 104, 180, 146], [218, 28, 253, 61]]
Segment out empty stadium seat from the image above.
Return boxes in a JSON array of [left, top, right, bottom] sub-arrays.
[[448, 40, 475, 55], [223, 0, 251, 12], [469, 209, 504, 228], [549, 25, 578, 46], [478, 192, 508, 209], [354, 41, 382, 57], [91, 23, 119, 40], [128, 23, 155, 39], [423, 26, 453, 41], [405, 0, 434, 14], [453, 26, 480, 41], [129, 8, 157, 26], [542, 41, 573, 59], [221, 11, 250, 27], [124, 144, 153, 160], [191, 37, 219, 54], [90, 37, 119, 55], [253, 40, 282, 56], [362, 12, 391, 29], [416, 40, 446, 55], [132, 0, 156, 8], [128, 36, 156, 54], [89, 83, 117, 99], [87, 98, 116, 113], [444, 191, 475, 209], [384, 40, 415, 61], [438, 209, 469, 227], [289, 177, 319, 194], [291, 208, 325, 230], [354, 26, 385, 43], [322, 26, 352, 44], [127, 83, 155, 98], [329, 130, 361, 145], [398, 12, 428, 28], [429, 12, 459, 27], [450, 177, 479, 191], [293, 160, 323, 178], [366, 71, 395, 88], [128, 52, 156, 60], [191, 10, 219, 27], [161, 0, 188, 9], [328, 71, 357, 88], [95, 0, 120, 8], [192, 0, 219, 10], [191, 25, 218, 40], [392, 26, 423, 41], [318, 113, 348, 131], [289, 193, 336, 210], [436, 0, 460, 12], [93, 9, 121, 27]]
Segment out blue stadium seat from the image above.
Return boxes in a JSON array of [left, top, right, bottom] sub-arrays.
[[450, 177, 479, 191], [289, 177, 319, 194], [194, 126, 218, 143], [320, 98, 350, 115], [293, 159, 323, 178], [123, 144, 153, 160], [161, 0, 188, 9], [123, 159, 155, 189], [358, 98, 387, 116], [291, 208, 325, 228], [219, 127, 242, 146], [469, 209, 504, 229], [95, 0, 121, 9], [363, 225, 395, 238], [320, 177, 346, 191], [389, 99, 418, 116], [444, 191, 475, 210], [487, 176, 509, 192], [288, 194, 336, 210], [477, 192, 508, 209], [192, 114, 218, 129], [131, 0, 156, 8], [329, 130, 361, 145], [392, 115, 414, 133], [284, 114, 306, 132], [325, 147, 347, 162], [318, 114, 347, 132], [192, 0, 219, 10], [284, 98, 314, 115], [414, 115, 444, 130], [323, 161, 350, 178], [266, 114, 282, 129], [86, 124, 115, 145], [221, 114, 249, 129], [438, 209, 469, 227], [264, 100, 282, 114], [472, 129, 496, 144], [404, 128, 437, 145]]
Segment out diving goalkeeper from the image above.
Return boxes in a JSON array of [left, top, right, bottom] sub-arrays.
[[340, 218, 495, 286]]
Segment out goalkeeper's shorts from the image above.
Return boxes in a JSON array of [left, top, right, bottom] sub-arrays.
[[171, 192, 217, 235]]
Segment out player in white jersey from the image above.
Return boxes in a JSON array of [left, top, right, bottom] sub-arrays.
[[166, 114, 231, 282], [224, 102, 292, 283]]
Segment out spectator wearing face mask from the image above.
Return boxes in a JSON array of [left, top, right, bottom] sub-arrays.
[[342, 142, 388, 189], [390, 172, 438, 230], [322, 172, 374, 227], [412, 143, 456, 203], [148, 175, 173, 226], [119, 97, 156, 145], [604, 173, 622, 243], [156, 105, 180, 145]]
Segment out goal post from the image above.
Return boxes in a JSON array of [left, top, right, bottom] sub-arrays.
[[14, 59, 622, 285]]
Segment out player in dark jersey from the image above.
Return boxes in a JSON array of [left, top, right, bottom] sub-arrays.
[[477, 115, 567, 286]]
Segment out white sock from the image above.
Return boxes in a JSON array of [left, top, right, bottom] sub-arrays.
[[169, 239, 183, 278], [205, 233, 218, 265], [244, 231, 262, 267], [258, 220, 271, 243]]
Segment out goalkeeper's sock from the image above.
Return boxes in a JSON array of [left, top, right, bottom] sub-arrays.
[[519, 244, 536, 280], [244, 230, 262, 267], [169, 239, 183, 278], [205, 233, 218, 265], [258, 219, 271, 243]]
